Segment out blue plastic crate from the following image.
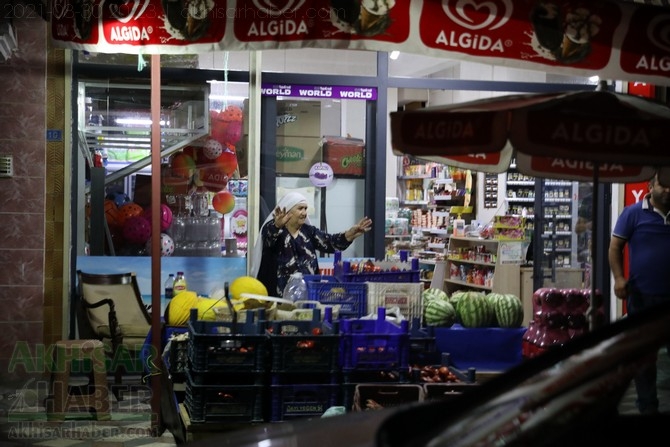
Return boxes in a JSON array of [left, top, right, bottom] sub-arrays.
[[187, 309, 268, 374], [268, 317, 340, 373], [185, 372, 265, 424], [334, 254, 421, 283], [306, 278, 367, 319], [339, 308, 410, 371]]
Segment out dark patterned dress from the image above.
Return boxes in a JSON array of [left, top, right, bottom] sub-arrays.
[[257, 220, 352, 297]]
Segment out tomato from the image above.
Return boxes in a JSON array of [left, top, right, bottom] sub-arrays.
[[311, 327, 323, 335]]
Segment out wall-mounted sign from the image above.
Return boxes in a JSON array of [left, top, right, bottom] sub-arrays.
[[262, 84, 377, 101], [309, 162, 334, 188]]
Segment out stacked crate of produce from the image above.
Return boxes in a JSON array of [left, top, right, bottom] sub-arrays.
[[184, 309, 268, 425], [267, 310, 341, 421], [340, 307, 411, 410]]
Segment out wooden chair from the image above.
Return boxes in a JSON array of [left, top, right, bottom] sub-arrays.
[[76, 270, 152, 395]]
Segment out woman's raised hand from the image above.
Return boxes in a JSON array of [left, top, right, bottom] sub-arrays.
[[273, 206, 290, 228]]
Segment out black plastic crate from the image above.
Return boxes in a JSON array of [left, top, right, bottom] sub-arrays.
[[187, 309, 268, 373], [185, 372, 265, 424], [269, 382, 340, 422], [268, 317, 340, 373], [187, 370, 265, 387]]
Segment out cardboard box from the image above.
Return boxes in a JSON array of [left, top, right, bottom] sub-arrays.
[[276, 100, 321, 138], [276, 135, 322, 175], [322, 136, 365, 176]]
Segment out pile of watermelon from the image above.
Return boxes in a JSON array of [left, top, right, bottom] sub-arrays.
[[422, 288, 524, 328]]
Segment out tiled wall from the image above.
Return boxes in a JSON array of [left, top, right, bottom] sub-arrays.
[[0, 17, 62, 384]]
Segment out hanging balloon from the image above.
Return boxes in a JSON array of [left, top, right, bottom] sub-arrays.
[[223, 120, 242, 145], [215, 149, 238, 177], [170, 151, 196, 179], [198, 165, 229, 193], [203, 138, 223, 159], [222, 105, 243, 122], [212, 190, 235, 215]]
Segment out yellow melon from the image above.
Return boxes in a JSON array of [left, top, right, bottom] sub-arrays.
[[164, 291, 200, 326], [196, 297, 224, 321], [229, 276, 268, 301]]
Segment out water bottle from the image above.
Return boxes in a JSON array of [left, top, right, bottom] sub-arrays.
[[283, 272, 308, 302], [173, 271, 188, 295], [164, 273, 175, 300]]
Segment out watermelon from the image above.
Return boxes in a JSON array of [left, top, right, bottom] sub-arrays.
[[485, 293, 506, 326], [424, 299, 456, 327], [494, 294, 524, 328], [422, 287, 448, 303], [456, 291, 493, 328], [449, 290, 468, 309]]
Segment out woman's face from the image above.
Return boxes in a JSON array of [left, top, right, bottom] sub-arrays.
[[289, 203, 308, 226]]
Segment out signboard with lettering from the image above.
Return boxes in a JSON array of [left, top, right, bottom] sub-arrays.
[[50, 0, 670, 86], [390, 89, 668, 182]]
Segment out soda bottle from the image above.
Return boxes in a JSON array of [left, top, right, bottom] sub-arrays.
[[173, 271, 188, 295], [164, 273, 175, 300]]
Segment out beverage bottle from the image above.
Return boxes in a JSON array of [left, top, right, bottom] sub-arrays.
[[283, 272, 308, 303], [164, 273, 175, 300], [173, 271, 188, 295]]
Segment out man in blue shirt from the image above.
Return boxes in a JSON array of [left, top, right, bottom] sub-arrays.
[[609, 171, 670, 414]]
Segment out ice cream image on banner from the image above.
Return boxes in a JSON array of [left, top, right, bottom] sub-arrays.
[[330, 0, 396, 36], [561, 7, 602, 62], [162, 0, 215, 41], [530, 1, 601, 64]]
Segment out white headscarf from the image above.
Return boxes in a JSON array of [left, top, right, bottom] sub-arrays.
[[249, 192, 310, 279]]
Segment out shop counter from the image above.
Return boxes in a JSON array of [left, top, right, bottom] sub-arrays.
[[434, 325, 526, 373]]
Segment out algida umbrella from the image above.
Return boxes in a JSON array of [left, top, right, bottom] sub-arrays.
[[390, 82, 670, 330]]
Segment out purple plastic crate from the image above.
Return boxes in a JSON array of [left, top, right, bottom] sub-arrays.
[[306, 279, 367, 319], [339, 308, 410, 371], [333, 252, 421, 283]]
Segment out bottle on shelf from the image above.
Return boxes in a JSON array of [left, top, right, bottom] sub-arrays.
[[173, 271, 188, 295], [164, 273, 175, 300]]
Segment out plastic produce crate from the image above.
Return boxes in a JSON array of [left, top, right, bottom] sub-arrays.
[[269, 379, 340, 422], [340, 258, 420, 283], [184, 372, 265, 424], [352, 384, 424, 411], [332, 251, 421, 283], [366, 282, 423, 322], [339, 307, 410, 371], [187, 309, 268, 374], [306, 276, 367, 319], [341, 369, 407, 411], [268, 313, 340, 373], [409, 319, 440, 366]]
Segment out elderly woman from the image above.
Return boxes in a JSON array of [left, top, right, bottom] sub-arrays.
[[250, 192, 372, 297]]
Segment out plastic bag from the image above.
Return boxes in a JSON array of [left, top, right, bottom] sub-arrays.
[[283, 272, 308, 303]]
